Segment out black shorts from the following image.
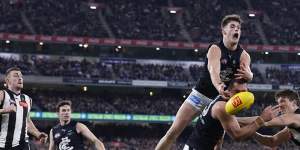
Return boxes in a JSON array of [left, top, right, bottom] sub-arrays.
[[0, 142, 30, 150]]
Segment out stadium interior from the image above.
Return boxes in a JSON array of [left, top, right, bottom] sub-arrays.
[[0, 0, 300, 149]]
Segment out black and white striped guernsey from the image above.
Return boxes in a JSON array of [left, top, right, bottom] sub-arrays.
[[0, 89, 31, 148]]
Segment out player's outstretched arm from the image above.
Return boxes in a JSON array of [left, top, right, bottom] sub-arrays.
[[27, 116, 48, 143], [254, 127, 290, 147], [265, 113, 300, 127], [236, 116, 259, 126], [213, 103, 277, 141], [207, 45, 229, 98], [48, 129, 56, 150], [76, 123, 105, 150]]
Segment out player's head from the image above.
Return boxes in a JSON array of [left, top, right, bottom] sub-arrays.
[[56, 100, 72, 123], [227, 79, 248, 97], [221, 14, 242, 45], [275, 89, 300, 113], [5, 67, 23, 90]]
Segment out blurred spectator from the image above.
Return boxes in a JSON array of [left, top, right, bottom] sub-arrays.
[[0, 0, 299, 44]]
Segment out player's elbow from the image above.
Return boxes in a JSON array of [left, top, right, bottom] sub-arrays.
[[92, 138, 105, 149], [91, 137, 100, 144]]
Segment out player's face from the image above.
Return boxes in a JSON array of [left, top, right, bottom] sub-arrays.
[[58, 105, 72, 122], [277, 97, 296, 114], [222, 21, 241, 44], [6, 70, 23, 90]]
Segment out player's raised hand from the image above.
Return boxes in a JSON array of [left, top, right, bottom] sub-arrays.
[[216, 83, 230, 99], [234, 63, 253, 81], [38, 132, 48, 144]]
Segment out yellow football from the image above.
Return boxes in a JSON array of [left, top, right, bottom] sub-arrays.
[[225, 91, 255, 115]]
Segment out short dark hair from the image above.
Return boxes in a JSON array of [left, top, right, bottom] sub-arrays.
[[5, 67, 21, 77], [56, 100, 72, 112], [221, 14, 243, 28], [275, 89, 300, 105]]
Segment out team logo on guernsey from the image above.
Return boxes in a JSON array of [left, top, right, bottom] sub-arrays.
[[54, 133, 61, 138], [19, 101, 28, 107], [59, 137, 74, 150], [221, 58, 227, 65], [19, 94, 28, 108]]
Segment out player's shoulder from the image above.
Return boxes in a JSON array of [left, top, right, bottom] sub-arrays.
[[207, 44, 222, 56], [211, 100, 227, 117], [21, 93, 32, 102], [52, 124, 61, 130], [75, 122, 86, 128], [209, 44, 221, 50], [21, 93, 30, 98]]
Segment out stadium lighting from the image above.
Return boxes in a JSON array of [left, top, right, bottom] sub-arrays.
[[156, 47, 160, 51], [194, 49, 198, 52], [264, 52, 269, 55], [39, 42, 44, 46], [79, 44, 83, 47], [90, 5, 97, 10], [5, 40, 10, 44], [183, 95, 186, 99], [249, 13, 255, 17], [83, 43, 88, 48], [117, 45, 122, 49], [83, 86, 88, 92], [115, 48, 119, 52], [149, 91, 154, 96], [170, 10, 176, 14], [297, 53, 300, 56]]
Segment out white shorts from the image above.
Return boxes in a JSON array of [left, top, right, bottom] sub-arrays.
[[185, 89, 212, 111]]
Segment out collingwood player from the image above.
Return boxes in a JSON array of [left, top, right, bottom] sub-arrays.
[[184, 80, 279, 150], [49, 100, 105, 150], [156, 14, 253, 150], [253, 89, 300, 147], [0, 67, 47, 150]]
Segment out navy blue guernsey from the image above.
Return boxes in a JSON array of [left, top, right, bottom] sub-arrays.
[[52, 121, 85, 150], [194, 40, 244, 99], [186, 96, 226, 150], [288, 108, 300, 146]]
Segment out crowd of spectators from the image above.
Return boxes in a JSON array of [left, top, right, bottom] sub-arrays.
[[32, 90, 182, 115], [0, 56, 191, 81], [265, 67, 300, 85], [0, 55, 284, 85], [0, 0, 299, 45], [251, 0, 300, 45], [29, 88, 277, 116], [2, 55, 300, 85]]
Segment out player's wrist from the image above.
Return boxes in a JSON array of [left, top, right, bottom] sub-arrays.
[[254, 117, 265, 128], [36, 132, 43, 139], [244, 72, 253, 81]]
